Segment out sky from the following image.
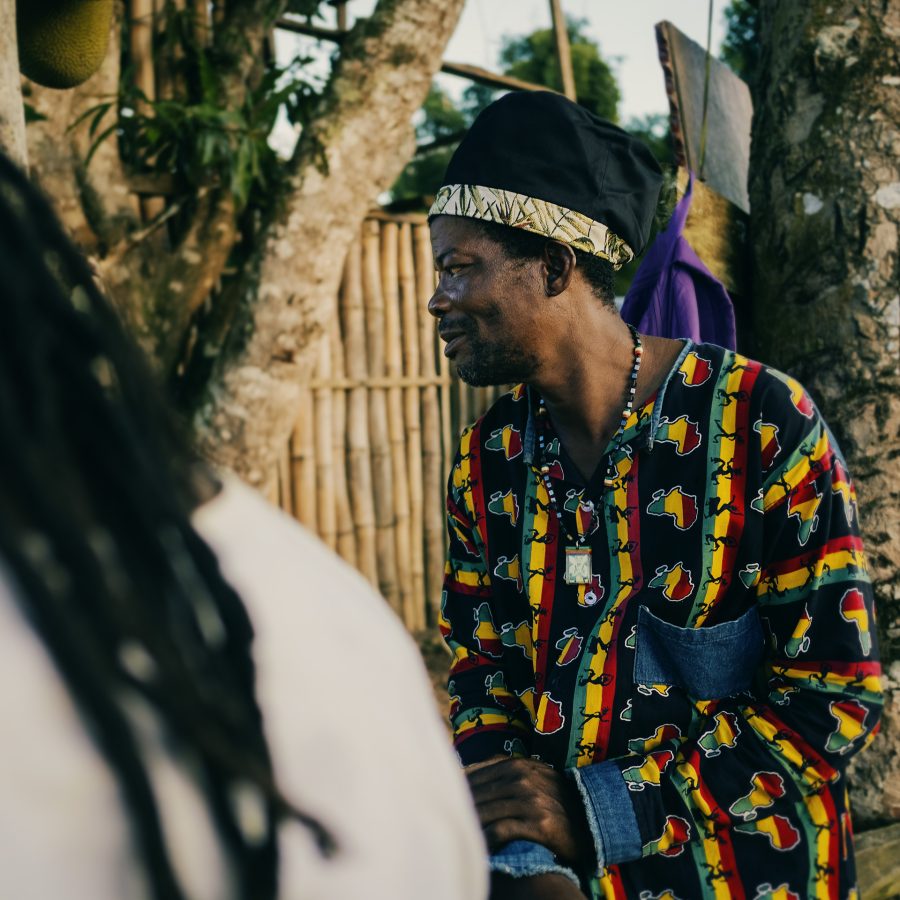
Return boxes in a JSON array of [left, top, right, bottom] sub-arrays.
[[297, 0, 730, 124]]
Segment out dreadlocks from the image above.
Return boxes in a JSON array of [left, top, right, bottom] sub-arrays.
[[0, 152, 332, 900]]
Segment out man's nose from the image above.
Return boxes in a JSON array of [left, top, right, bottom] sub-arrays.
[[427, 283, 449, 319]]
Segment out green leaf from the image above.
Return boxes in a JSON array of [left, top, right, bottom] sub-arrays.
[[24, 103, 47, 124], [85, 123, 119, 167]]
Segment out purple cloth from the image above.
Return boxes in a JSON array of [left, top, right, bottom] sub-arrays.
[[620, 172, 736, 349]]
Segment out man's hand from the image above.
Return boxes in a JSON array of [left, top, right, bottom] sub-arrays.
[[490, 873, 588, 900], [466, 757, 593, 866]]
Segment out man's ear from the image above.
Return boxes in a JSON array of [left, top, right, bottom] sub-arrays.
[[542, 241, 576, 297]]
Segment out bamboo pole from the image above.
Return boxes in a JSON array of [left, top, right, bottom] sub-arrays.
[[314, 335, 337, 551], [154, 0, 183, 102], [472, 386, 483, 420], [399, 224, 426, 630], [456, 373, 470, 433], [129, 0, 166, 222], [414, 224, 446, 620], [291, 386, 317, 531], [333, 0, 348, 30], [330, 284, 357, 569], [438, 294, 453, 462], [277, 432, 293, 514], [309, 375, 453, 389], [340, 239, 379, 586], [192, 0, 209, 46], [381, 222, 414, 627], [362, 220, 400, 610]]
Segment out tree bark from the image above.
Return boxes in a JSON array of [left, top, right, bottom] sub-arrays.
[[750, 0, 900, 826], [0, 0, 28, 168], [192, 0, 467, 484]]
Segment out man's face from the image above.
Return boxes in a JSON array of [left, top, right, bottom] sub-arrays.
[[428, 216, 543, 387]]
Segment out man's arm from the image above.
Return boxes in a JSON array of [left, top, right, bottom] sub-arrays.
[[442, 430, 587, 888], [441, 428, 533, 762]]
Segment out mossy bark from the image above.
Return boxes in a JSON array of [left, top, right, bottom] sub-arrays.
[[0, 0, 28, 168], [750, 0, 900, 825]]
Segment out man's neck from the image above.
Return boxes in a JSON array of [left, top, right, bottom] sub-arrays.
[[529, 314, 684, 480]]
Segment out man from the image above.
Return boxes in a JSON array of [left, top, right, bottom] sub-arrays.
[[429, 91, 882, 900]]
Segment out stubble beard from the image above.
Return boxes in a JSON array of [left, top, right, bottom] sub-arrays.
[[454, 333, 540, 387]]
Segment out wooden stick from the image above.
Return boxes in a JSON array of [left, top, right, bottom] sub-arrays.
[[366, 209, 429, 225], [400, 223, 426, 630], [362, 220, 400, 610], [341, 238, 379, 586], [549, 0, 577, 101], [332, 0, 348, 30], [330, 281, 357, 569], [438, 288, 453, 477], [277, 429, 293, 515], [154, 0, 182, 102], [440, 60, 562, 96], [291, 387, 317, 531], [129, 0, 165, 222], [414, 224, 447, 620], [192, 0, 209, 46], [314, 334, 337, 551], [129, 0, 155, 105], [456, 372, 470, 434], [308, 374, 453, 389], [381, 221, 414, 626], [274, 17, 345, 42]]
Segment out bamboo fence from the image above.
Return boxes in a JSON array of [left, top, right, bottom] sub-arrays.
[[274, 214, 507, 632]]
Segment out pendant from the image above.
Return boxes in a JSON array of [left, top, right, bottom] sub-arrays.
[[564, 547, 592, 585]]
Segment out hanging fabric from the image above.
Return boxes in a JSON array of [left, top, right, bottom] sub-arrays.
[[619, 172, 737, 349]]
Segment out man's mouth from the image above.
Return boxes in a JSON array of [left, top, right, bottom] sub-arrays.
[[442, 333, 467, 357], [439, 326, 470, 358]]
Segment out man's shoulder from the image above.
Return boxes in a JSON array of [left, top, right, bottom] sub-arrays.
[[458, 384, 531, 455], [686, 343, 834, 457], [687, 343, 818, 413]]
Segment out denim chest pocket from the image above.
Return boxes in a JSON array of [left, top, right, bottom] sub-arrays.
[[633, 605, 765, 699]]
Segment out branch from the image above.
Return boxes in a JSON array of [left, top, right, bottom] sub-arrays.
[[273, 16, 562, 96]]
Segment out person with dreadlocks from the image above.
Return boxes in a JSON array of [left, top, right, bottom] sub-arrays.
[[0, 151, 487, 900]]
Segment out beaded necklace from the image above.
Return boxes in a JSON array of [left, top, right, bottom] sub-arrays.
[[537, 324, 643, 585]]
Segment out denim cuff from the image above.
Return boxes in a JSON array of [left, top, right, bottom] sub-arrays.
[[569, 761, 642, 867], [489, 840, 580, 886]]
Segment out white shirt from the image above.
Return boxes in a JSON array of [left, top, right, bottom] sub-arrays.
[[0, 476, 488, 899]]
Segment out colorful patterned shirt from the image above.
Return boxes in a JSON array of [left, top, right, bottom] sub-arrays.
[[440, 341, 882, 900]]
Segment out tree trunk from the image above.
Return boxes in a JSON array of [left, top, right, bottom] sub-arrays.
[[192, 0, 467, 484], [0, 0, 28, 168], [750, 0, 900, 826]]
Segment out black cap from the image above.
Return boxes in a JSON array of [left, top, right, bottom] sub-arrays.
[[429, 91, 663, 268]]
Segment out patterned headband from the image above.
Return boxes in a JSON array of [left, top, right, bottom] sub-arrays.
[[429, 183, 635, 270]]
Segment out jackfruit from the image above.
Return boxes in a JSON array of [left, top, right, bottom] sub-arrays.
[[17, 0, 114, 89]]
